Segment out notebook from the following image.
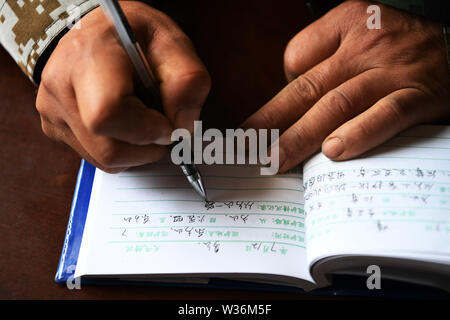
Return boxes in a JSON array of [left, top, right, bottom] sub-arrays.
[[63, 125, 450, 292]]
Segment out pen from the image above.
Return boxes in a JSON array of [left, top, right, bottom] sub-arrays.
[[99, 0, 208, 201]]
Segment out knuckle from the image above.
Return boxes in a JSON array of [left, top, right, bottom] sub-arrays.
[[257, 108, 277, 129], [40, 63, 59, 93], [94, 142, 122, 168], [83, 95, 121, 135], [35, 97, 48, 116], [381, 96, 410, 123], [323, 88, 354, 116], [291, 73, 323, 105], [36, 86, 55, 117], [83, 111, 107, 135], [178, 69, 212, 95]]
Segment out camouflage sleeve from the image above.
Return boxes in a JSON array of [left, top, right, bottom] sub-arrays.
[[0, 0, 99, 84]]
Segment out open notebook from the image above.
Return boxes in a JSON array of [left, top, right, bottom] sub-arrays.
[[73, 125, 450, 292]]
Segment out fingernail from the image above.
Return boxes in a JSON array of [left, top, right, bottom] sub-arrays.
[[175, 108, 201, 133], [322, 137, 344, 159]]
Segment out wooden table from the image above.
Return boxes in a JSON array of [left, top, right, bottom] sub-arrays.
[[0, 0, 349, 299]]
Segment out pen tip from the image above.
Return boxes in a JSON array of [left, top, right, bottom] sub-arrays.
[[192, 177, 208, 202], [200, 184, 208, 202]]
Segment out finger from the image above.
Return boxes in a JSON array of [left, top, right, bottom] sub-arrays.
[[242, 53, 362, 133], [322, 88, 428, 161], [69, 110, 168, 168], [40, 65, 168, 169], [277, 70, 398, 172], [141, 10, 211, 132], [40, 118, 128, 173], [72, 47, 174, 146], [284, 12, 341, 81]]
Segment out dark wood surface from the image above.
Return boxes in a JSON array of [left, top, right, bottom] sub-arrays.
[[0, 0, 348, 299]]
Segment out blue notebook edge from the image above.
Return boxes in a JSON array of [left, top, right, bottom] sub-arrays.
[[55, 159, 96, 283], [53, 161, 449, 299]]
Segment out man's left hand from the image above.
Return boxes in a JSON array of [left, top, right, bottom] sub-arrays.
[[242, 1, 450, 172]]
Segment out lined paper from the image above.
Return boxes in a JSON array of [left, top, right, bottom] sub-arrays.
[[75, 160, 313, 286], [75, 125, 450, 285], [303, 126, 450, 266]]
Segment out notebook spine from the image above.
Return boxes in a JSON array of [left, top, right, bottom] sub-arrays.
[[54, 160, 92, 283]]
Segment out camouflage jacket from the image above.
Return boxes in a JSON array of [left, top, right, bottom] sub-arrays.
[[0, 0, 449, 85], [0, 0, 99, 84]]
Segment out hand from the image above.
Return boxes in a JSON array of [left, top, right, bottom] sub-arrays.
[[36, 1, 210, 172], [242, 0, 450, 172]]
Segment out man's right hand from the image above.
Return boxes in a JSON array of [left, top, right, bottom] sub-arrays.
[[36, 1, 211, 173]]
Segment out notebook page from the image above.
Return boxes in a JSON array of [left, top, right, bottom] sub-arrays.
[[303, 125, 450, 266], [75, 161, 313, 285]]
